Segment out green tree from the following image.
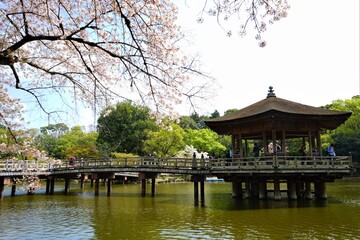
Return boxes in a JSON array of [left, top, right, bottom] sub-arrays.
[[224, 108, 238, 116], [210, 110, 220, 119], [144, 122, 185, 157], [35, 123, 69, 158], [97, 101, 158, 156], [55, 126, 99, 159], [324, 96, 360, 135], [177, 116, 197, 130], [323, 96, 360, 162], [184, 128, 226, 154]]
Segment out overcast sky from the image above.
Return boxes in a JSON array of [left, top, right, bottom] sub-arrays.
[[176, 0, 360, 116]]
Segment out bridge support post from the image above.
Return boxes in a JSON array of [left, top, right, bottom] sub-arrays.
[[194, 182, 199, 206], [296, 181, 303, 199], [244, 179, 251, 198], [151, 178, 156, 197], [191, 175, 206, 206], [231, 177, 242, 198], [273, 178, 281, 200], [11, 178, 16, 197], [94, 179, 100, 196], [251, 180, 259, 198], [65, 178, 70, 194], [305, 181, 313, 199], [141, 179, 146, 197], [50, 177, 55, 195], [0, 177, 4, 199], [80, 175, 86, 189], [259, 180, 267, 199], [107, 178, 112, 196], [200, 181, 205, 207], [288, 179, 297, 200], [315, 181, 327, 199], [46, 178, 50, 194]]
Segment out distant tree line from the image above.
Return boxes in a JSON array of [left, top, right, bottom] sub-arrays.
[[1, 96, 359, 163]]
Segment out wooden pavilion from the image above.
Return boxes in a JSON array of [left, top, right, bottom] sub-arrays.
[[204, 86, 352, 200]]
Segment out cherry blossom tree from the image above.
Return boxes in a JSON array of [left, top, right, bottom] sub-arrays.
[[0, 0, 215, 125], [1, 0, 289, 127]]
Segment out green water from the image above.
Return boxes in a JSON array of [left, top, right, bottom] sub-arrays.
[[1, 178, 360, 239]]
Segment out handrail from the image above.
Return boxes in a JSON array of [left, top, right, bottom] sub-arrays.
[[0, 155, 353, 173]]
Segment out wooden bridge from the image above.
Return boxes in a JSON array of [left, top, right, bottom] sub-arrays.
[[0, 156, 354, 204]]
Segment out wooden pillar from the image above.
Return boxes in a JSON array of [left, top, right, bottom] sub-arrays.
[[296, 180, 303, 199], [251, 180, 259, 198], [245, 139, 248, 157], [11, 178, 16, 197], [65, 178, 70, 194], [315, 181, 327, 199], [273, 178, 281, 200], [50, 177, 55, 195], [316, 131, 322, 156], [0, 177, 4, 199], [151, 178, 156, 197], [90, 179, 94, 187], [239, 134, 243, 159], [231, 178, 242, 198], [244, 179, 251, 198], [95, 179, 100, 196], [141, 178, 146, 197], [194, 181, 199, 206], [272, 128, 276, 155], [259, 180, 267, 199], [80, 175, 85, 189], [308, 131, 313, 155], [231, 135, 235, 160], [263, 131, 268, 155], [46, 178, 50, 194], [288, 179, 297, 200], [200, 181, 205, 207], [107, 178, 112, 196], [282, 130, 286, 155], [305, 181, 313, 199]]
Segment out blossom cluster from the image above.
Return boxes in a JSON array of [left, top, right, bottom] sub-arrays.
[[197, 0, 290, 47]]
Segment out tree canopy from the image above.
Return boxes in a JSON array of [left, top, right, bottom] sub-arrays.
[[96, 101, 158, 156]]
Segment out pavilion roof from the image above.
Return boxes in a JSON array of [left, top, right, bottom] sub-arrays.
[[205, 87, 352, 136]]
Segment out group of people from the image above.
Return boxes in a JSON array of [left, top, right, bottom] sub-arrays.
[[252, 143, 336, 157]]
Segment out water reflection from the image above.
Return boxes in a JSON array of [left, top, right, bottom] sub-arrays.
[[1, 179, 360, 239]]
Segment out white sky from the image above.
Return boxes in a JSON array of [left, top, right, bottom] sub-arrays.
[[176, 0, 360, 116], [14, 0, 360, 129]]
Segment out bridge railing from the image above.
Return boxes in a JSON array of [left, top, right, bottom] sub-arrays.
[[1, 155, 353, 172], [0, 159, 51, 172]]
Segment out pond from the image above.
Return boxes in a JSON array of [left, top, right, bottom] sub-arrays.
[[0, 178, 360, 239]]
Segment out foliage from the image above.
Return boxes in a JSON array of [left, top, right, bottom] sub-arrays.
[[332, 134, 359, 163], [184, 128, 226, 154], [144, 122, 185, 157], [97, 101, 158, 156], [40, 123, 69, 138], [56, 126, 99, 159], [324, 96, 360, 135], [224, 108, 238, 116], [177, 116, 197, 130], [35, 124, 99, 159], [322, 96, 360, 162], [210, 110, 220, 119]]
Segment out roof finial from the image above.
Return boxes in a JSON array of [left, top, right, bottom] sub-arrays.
[[267, 86, 276, 98]]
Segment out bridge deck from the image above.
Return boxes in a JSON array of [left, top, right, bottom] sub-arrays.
[[0, 156, 353, 178]]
